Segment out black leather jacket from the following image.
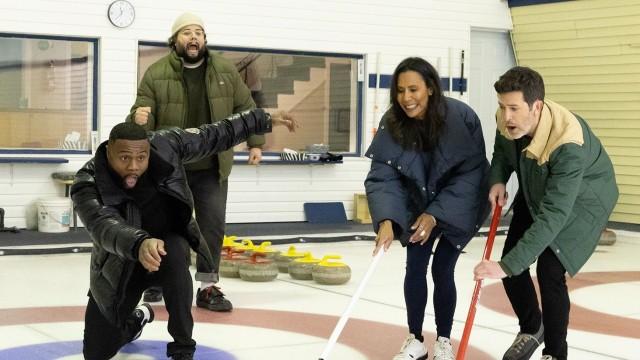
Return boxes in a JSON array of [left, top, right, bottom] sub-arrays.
[[71, 109, 272, 326]]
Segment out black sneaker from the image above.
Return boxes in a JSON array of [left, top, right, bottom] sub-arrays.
[[143, 286, 163, 302], [131, 303, 154, 341], [196, 285, 233, 312], [171, 353, 194, 360], [503, 323, 544, 360]]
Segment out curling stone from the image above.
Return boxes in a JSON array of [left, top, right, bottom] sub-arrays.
[[219, 247, 248, 278], [222, 235, 241, 249], [288, 252, 321, 280], [235, 239, 256, 255], [599, 228, 616, 246], [197, 235, 241, 267], [238, 252, 279, 282], [312, 254, 351, 285], [274, 245, 305, 273], [252, 241, 280, 259]]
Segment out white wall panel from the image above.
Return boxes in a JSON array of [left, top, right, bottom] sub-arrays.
[[0, 0, 511, 227]]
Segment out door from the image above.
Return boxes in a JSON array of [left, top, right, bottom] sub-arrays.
[[470, 29, 518, 211]]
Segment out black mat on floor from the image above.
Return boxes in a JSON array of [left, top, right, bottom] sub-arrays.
[[1, 205, 633, 256], [0, 221, 374, 247], [0, 222, 378, 254], [0, 228, 92, 247], [0, 246, 94, 256], [226, 221, 374, 237], [0, 219, 515, 256]]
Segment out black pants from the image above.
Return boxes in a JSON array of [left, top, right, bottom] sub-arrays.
[[187, 169, 227, 283], [83, 233, 196, 359], [405, 232, 461, 339], [502, 194, 569, 360]]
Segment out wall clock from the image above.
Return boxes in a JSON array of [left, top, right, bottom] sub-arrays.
[[108, 0, 135, 28]]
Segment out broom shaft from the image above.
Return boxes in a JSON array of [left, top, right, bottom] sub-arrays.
[[319, 249, 385, 360], [456, 204, 502, 360]]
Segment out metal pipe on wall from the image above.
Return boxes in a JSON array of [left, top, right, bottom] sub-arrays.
[[448, 47, 453, 97], [371, 52, 382, 141]]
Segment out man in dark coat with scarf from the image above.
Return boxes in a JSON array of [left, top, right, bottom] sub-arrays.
[[473, 66, 618, 360]]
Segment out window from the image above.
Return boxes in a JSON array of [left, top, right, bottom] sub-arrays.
[[138, 43, 363, 155], [0, 34, 97, 153]]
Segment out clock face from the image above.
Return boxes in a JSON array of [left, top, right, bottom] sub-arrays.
[[108, 0, 135, 28]]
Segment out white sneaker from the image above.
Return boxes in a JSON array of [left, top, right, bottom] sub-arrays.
[[130, 303, 154, 341], [433, 336, 454, 360], [392, 334, 428, 360]]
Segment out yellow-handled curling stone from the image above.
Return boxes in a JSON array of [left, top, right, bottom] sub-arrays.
[[238, 252, 279, 282], [219, 247, 248, 278], [252, 241, 280, 259], [222, 235, 241, 249], [288, 252, 321, 280], [235, 238, 256, 255], [312, 254, 351, 285], [274, 245, 305, 273], [194, 234, 240, 266]]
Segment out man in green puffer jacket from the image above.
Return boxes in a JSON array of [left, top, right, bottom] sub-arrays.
[[127, 12, 265, 311], [473, 67, 618, 360]]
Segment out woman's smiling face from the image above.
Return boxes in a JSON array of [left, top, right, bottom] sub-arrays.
[[396, 70, 432, 120]]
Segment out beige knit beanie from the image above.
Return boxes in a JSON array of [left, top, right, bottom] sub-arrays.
[[171, 12, 205, 35]]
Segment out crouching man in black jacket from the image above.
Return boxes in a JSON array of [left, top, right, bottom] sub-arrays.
[[71, 109, 296, 360]]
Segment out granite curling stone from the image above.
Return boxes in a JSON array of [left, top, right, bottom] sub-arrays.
[[193, 234, 239, 265], [312, 254, 351, 285], [238, 252, 279, 282], [288, 252, 321, 280], [236, 239, 256, 255], [252, 241, 280, 259], [599, 229, 616, 246], [222, 235, 241, 248], [274, 245, 305, 273], [219, 247, 248, 278]]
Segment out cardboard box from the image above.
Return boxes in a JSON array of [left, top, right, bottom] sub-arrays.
[[353, 193, 372, 224]]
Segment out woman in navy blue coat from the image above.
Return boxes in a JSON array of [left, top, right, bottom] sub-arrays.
[[365, 57, 489, 360]]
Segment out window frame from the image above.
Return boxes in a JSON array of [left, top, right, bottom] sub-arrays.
[[0, 32, 98, 155], [138, 41, 365, 159]]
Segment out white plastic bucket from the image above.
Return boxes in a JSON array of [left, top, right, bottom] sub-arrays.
[[37, 197, 71, 233]]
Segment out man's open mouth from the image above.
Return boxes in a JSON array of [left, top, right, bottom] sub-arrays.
[[124, 175, 138, 189]]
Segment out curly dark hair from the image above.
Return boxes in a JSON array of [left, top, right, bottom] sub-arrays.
[[493, 66, 545, 107], [388, 57, 446, 151]]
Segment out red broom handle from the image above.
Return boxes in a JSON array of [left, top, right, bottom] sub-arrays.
[[456, 204, 502, 360]]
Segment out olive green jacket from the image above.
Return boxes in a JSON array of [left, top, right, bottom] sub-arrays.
[[128, 50, 263, 180], [490, 100, 618, 277]]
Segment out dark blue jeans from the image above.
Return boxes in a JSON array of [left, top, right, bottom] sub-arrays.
[[405, 232, 461, 339]]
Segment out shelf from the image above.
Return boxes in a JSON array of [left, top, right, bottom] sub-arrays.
[[0, 157, 69, 164]]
